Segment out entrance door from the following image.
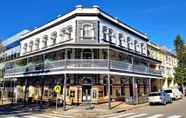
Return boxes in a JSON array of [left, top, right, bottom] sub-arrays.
[[82, 85, 91, 102]]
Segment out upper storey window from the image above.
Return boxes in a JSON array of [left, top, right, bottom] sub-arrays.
[[42, 35, 48, 48], [23, 43, 27, 54], [59, 25, 72, 42], [134, 40, 141, 53], [141, 43, 147, 55], [50, 31, 57, 46], [102, 26, 108, 41], [77, 20, 97, 43], [35, 38, 40, 50], [108, 28, 115, 43], [127, 37, 133, 50], [82, 23, 95, 40], [119, 33, 126, 48], [29, 41, 33, 52]]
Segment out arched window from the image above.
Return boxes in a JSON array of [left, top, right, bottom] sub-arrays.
[[59, 25, 72, 43], [23, 43, 27, 53], [42, 35, 48, 48], [51, 31, 57, 45], [82, 23, 94, 40], [35, 38, 40, 50], [29, 41, 33, 52]]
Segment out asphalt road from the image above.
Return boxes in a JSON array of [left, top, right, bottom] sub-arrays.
[[0, 97, 186, 118], [99, 97, 186, 118]]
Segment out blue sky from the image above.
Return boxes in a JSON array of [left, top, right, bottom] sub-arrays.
[[0, 0, 186, 50]]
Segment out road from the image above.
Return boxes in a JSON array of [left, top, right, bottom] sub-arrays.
[[100, 97, 186, 118], [0, 97, 186, 118]]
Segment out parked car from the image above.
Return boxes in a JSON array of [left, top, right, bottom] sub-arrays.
[[164, 89, 175, 100], [148, 91, 172, 105], [164, 88, 183, 100], [172, 88, 183, 100], [184, 89, 186, 96]]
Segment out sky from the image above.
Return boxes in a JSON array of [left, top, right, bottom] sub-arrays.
[[0, 0, 186, 50]]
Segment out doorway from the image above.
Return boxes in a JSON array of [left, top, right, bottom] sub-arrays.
[[82, 85, 91, 102]]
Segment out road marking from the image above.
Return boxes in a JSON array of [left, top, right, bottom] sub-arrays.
[[97, 112, 135, 118], [167, 115, 182, 118], [107, 113, 137, 118], [126, 113, 148, 118], [23, 116, 40, 118], [46, 113, 73, 118], [34, 113, 62, 118], [146, 114, 164, 118], [5, 116, 20, 118]]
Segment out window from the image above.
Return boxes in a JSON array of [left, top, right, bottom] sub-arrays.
[[29, 41, 33, 52], [42, 35, 48, 48], [59, 25, 72, 42], [23, 43, 27, 53], [134, 40, 140, 52], [102, 26, 108, 41], [82, 23, 94, 40], [35, 38, 40, 50], [127, 37, 133, 49], [108, 28, 115, 43], [119, 33, 126, 47], [51, 31, 57, 45], [141, 43, 146, 54]]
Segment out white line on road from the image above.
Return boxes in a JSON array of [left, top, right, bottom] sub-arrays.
[[4, 116, 20, 118], [23, 116, 40, 118], [107, 113, 137, 118], [146, 114, 164, 118], [126, 113, 148, 118], [167, 115, 182, 118], [98, 112, 136, 118]]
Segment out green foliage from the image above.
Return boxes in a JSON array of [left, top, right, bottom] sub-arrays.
[[174, 35, 186, 85]]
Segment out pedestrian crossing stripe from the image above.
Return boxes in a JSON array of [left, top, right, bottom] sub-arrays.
[[98, 112, 182, 118], [1, 112, 183, 118], [146, 114, 164, 118], [167, 115, 182, 118], [126, 113, 148, 118]]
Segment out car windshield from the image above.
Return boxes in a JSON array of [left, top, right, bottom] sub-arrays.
[[149, 93, 160, 96], [164, 90, 172, 93]]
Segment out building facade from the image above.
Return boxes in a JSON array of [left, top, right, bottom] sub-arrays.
[[1, 6, 162, 106], [148, 42, 177, 90]]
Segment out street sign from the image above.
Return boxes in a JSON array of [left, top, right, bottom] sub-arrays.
[[53, 85, 61, 94]]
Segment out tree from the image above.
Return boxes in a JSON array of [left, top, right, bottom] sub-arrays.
[[174, 35, 186, 91]]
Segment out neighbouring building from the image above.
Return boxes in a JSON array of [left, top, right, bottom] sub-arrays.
[[1, 5, 162, 107], [0, 30, 29, 104], [148, 42, 177, 90]]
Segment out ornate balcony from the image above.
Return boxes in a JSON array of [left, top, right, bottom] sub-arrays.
[[4, 59, 162, 76]]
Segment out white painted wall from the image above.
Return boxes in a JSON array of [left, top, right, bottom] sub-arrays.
[[99, 18, 148, 56], [20, 18, 76, 56]]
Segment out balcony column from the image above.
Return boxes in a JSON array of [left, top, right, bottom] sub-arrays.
[[132, 77, 138, 104], [63, 74, 67, 111], [65, 49, 68, 69], [107, 48, 111, 109], [107, 74, 111, 109], [148, 78, 151, 93], [147, 63, 150, 74], [131, 57, 134, 72], [42, 54, 45, 71]]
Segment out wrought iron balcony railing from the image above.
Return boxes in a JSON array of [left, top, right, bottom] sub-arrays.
[[4, 59, 162, 76]]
